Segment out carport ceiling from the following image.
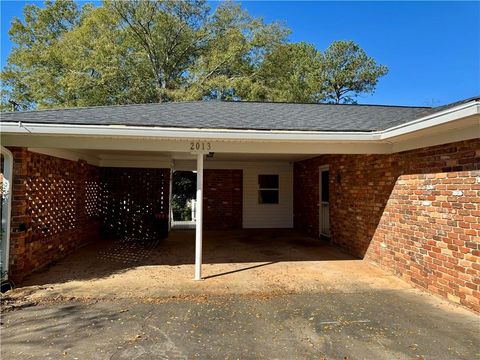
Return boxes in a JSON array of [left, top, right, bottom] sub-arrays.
[[72, 149, 311, 162]]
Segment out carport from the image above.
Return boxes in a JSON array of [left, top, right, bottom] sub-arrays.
[[1, 99, 479, 313], [1, 140, 327, 282], [2, 101, 398, 283]]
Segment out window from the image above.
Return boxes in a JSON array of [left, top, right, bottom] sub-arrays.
[[258, 175, 279, 204], [321, 170, 329, 202]]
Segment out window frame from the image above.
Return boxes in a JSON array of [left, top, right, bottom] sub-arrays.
[[258, 174, 280, 204]]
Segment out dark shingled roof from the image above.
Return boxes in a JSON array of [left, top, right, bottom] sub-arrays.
[[0, 97, 476, 132]]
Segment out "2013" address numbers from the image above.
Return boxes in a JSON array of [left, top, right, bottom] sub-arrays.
[[190, 141, 212, 151]]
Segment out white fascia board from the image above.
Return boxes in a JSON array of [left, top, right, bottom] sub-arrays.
[[1, 100, 478, 143], [391, 123, 480, 153], [0, 122, 378, 141], [379, 101, 479, 140]]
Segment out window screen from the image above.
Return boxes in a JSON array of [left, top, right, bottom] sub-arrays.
[[258, 175, 279, 204]]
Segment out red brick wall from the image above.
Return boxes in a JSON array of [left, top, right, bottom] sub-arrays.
[[7, 148, 101, 282], [7, 150, 172, 281], [203, 169, 242, 230], [366, 171, 479, 311], [294, 139, 480, 311]]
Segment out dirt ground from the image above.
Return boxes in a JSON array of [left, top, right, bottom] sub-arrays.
[[6, 229, 411, 302]]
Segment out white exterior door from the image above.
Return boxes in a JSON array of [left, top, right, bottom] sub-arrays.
[[319, 166, 330, 237]]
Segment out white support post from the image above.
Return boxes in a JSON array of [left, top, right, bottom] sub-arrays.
[[194, 153, 204, 280], [168, 167, 173, 232]]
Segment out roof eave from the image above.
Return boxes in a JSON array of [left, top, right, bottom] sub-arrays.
[[1, 99, 478, 143], [378, 99, 480, 140]]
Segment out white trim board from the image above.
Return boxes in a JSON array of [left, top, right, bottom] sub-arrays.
[[5, 135, 392, 155]]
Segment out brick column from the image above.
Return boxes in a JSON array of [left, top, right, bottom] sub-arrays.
[[8, 147, 29, 282]]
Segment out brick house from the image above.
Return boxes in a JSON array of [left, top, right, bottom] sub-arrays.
[[1, 97, 479, 311]]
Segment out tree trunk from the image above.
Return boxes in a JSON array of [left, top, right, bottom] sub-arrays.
[[335, 90, 341, 104]]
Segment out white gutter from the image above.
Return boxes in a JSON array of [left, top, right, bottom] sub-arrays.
[[1, 100, 478, 142], [0, 122, 379, 141], [378, 100, 480, 139]]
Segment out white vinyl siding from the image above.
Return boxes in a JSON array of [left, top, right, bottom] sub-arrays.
[[242, 163, 293, 228]]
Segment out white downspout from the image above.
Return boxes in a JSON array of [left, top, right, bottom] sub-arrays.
[[194, 153, 204, 280], [1, 146, 13, 280]]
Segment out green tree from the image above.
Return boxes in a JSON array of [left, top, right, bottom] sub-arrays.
[[320, 40, 388, 104], [252, 40, 388, 104], [1, 0, 81, 110], [185, 2, 289, 100], [109, 0, 210, 102], [253, 42, 322, 102], [57, 5, 158, 106]]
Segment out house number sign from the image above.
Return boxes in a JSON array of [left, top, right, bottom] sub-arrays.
[[190, 141, 212, 151]]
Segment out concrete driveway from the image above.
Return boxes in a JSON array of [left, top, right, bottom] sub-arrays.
[[2, 291, 478, 360], [2, 230, 479, 359]]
